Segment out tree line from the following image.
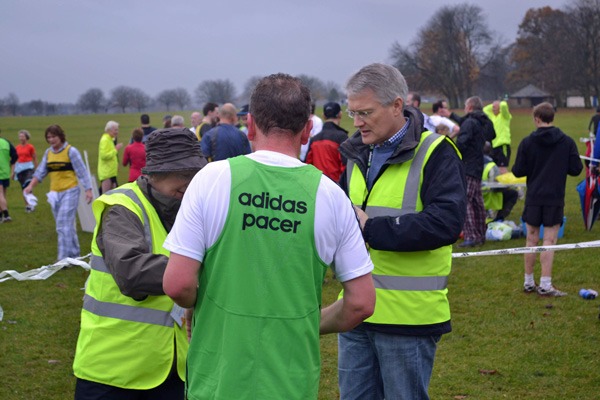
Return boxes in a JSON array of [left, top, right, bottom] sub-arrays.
[[392, 0, 600, 108], [2, 1, 599, 116], [0, 75, 344, 116]]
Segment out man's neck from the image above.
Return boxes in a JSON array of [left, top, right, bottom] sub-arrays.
[[253, 133, 301, 159]]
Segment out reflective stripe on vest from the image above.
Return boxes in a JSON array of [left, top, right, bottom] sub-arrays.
[[104, 187, 152, 247], [83, 293, 174, 327], [347, 133, 441, 217], [373, 274, 449, 291]]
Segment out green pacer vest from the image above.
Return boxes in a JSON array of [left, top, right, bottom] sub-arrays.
[[482, 161, 503, 213], [186, 156, 327, 400], [73, 182, 188, 389], [0, 138, 11, 180], [346, 132, 454, 326]]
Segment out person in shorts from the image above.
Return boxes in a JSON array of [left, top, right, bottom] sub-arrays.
[[13, 130, 37, 212], [512, 102, 583, 297], [0, 129, 17, 222]]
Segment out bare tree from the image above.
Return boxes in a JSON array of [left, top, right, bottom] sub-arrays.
[[325, 81, 343, 102], [28, 100, 45, 115], [390, 3, 496, 107], [566, 0, 600, 107], [77, 88, 106, 113], [239, 76, 263, 105], [476, 44, 513, 100], [110, 86, 134, 113], [509, 7, 572, 105], [296, 74, 326, 101], [129, 88, 151, 112], [172, 88, 191, 110], [5, 92, 19, 116], [195, 79, 237, 104], [156, 89, 177, 111]]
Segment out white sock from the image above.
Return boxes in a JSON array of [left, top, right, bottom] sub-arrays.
[[524, 273, 535, 287], [540, 276, 552, 290]]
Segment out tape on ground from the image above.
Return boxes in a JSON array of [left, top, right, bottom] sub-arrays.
[[452, 240, 600, 258], [0, 253, 91, 283]]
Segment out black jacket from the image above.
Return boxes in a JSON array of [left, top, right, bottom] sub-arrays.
[[456, 111, 494, 179], [512, 126, 583, 206]]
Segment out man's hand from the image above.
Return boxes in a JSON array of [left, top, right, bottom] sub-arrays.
[[353, 206, 368, 231], [85, 189, 93, 204], [439, 107, 451, 118]]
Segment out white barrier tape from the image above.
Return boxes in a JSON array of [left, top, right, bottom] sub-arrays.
[[0, 253, 91, 283], [453, 240, 600, 258], [580, 155, 600, 163]]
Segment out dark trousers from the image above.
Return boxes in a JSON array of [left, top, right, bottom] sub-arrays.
[[74, 374, 184, 400], [495, 188, 518, 221]]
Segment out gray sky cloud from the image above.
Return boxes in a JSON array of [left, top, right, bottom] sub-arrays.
[[1, 0, 565, 103]]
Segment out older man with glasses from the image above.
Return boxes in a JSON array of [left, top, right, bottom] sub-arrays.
[[338, 63, 467, 400]]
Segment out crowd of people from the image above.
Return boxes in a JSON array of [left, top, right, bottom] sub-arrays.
[[1, 61, 589, 399]]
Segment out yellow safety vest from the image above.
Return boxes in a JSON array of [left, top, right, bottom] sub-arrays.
[[73, 182, 187, 389], [47, 145, 78, 192], [345, 132, 453, 326], [482, 161, 503, 217]]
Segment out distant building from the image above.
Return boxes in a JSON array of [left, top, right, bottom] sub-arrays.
[[508, 84, 554, 108]]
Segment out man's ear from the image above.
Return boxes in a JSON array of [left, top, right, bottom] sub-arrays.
[[393, 97, 404, 116], [247, 114, 256, 141]]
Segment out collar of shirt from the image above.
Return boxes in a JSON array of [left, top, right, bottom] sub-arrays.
[[52, 141, 69, 153], [375, 117, 410, 149]]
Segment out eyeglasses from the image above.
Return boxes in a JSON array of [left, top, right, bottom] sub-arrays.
[[346, 109, 374, 120]]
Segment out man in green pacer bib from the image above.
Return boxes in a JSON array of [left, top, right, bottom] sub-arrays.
[[163, 73, 376, 400]]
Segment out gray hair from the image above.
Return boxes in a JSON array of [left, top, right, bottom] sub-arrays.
[[105, 120, 119, 132], [171, 115, 185, 127], [18, 129, 31, 140], [466, 96, 483, 111], [345, 63, 408, 105]]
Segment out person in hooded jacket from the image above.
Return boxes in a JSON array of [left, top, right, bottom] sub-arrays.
[[513, 102, 582, 297], [73, 128, 208, 399], [456, 96, 495, 247]]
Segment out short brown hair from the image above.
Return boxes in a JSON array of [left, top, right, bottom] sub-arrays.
[[131, 128, 144, 142], [45, 125, 66, 143], [533, 102, 555, 123]]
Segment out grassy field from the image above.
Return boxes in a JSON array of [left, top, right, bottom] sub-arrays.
[[1, 107, 599, 399]]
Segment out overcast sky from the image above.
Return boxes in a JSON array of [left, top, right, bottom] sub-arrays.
[[1, 0, 566, 104]]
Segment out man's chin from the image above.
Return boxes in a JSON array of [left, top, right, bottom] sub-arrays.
[[360, 133, 374, 145]]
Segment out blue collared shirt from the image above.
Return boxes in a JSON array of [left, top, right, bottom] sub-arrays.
[[367, 117, 411, 189]]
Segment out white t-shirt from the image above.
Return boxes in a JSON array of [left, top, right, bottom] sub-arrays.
[[298, 115, 324, 161], [163, 150, 373, 283], [421, 112, 437, 133], [429, 115, 457, 131]]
